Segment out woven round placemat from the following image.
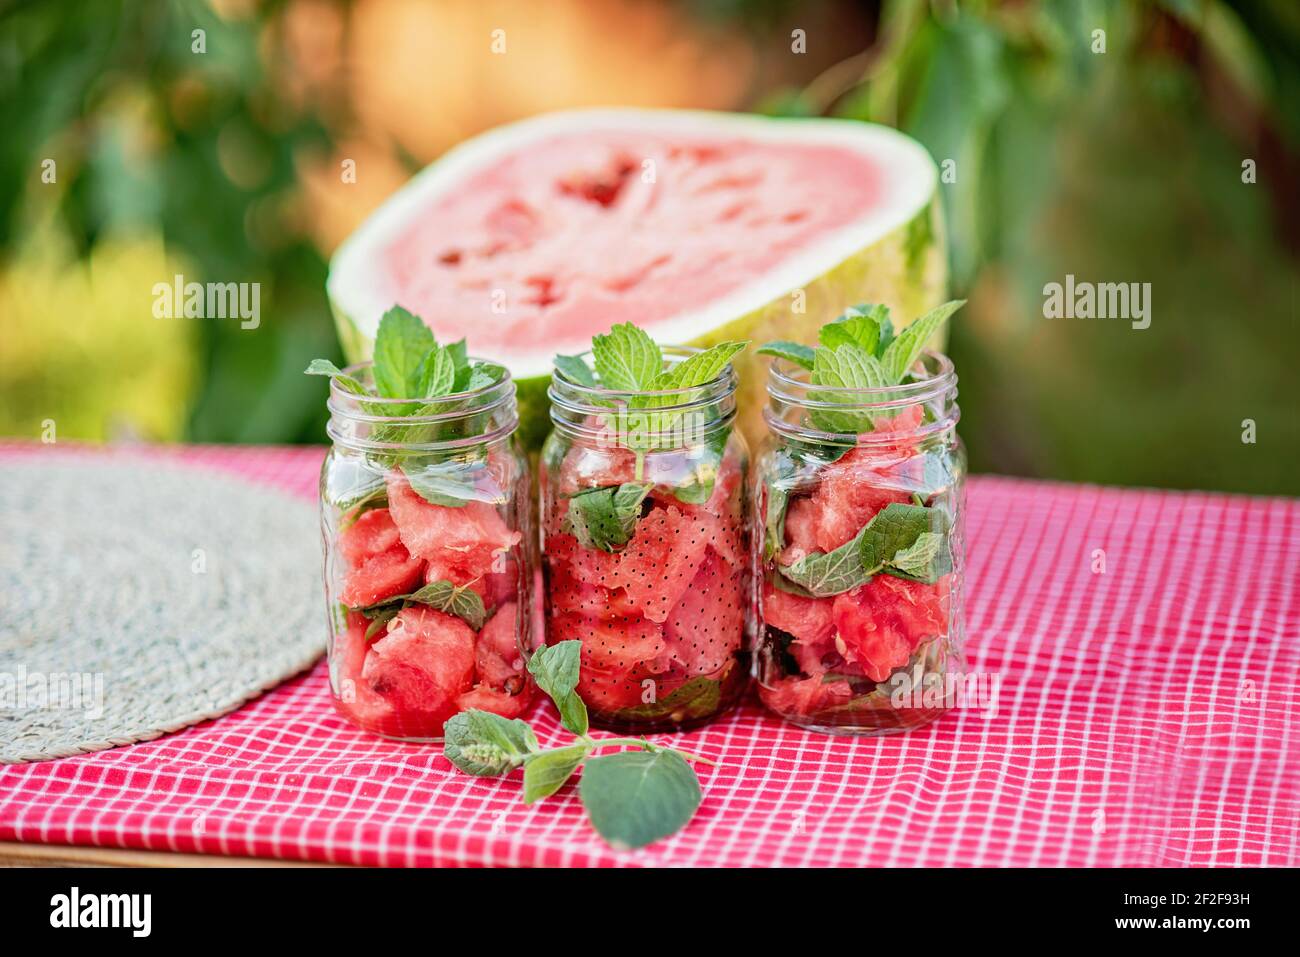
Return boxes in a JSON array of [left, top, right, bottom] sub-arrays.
[[0, 456, 324, 764]]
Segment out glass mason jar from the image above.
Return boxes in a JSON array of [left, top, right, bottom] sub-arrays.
[[539, 348, 751, 733], [320, 363, 536, 741], [752, 350, 966, 736]]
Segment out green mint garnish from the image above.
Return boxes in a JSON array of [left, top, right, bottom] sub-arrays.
[[563, 482, 652, 553], [559, 323, 748, 455], [351, 578, 487, 633], [777, 502, 950, 597], [306, 303, 507, 503], [443, 640, 714, 850], [757, 299, 965, 435]]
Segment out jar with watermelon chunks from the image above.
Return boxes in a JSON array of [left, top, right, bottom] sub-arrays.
[[314, 316, 537, 741], [539, 326, 752, 733], [753, 301, 967, 735]]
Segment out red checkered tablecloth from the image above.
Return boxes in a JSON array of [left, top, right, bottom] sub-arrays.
[[1, 443, 1296, 867]]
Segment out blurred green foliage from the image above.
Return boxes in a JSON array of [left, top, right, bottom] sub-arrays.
[[814, 0, 1300, 494], [0, 0, 341, 444]]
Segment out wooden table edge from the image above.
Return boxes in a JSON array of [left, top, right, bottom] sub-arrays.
[[0, 841, 340, 868]]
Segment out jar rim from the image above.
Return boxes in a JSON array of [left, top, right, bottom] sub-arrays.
[[547, 344, 740, 447], [764, 348, 959, 445], [326, 359, 519, 452], [328, 359, 514, 417], [767, 348, 956, 403]]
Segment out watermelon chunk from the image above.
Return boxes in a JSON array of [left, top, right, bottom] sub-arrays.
[[327, 109, 946, 450], [615, 504, 717, 623], [662, 552, 744, 678], [337, 506, 426, 607], [331, 612, 403, 736], [361, 606, 476, 733], [474, 602, 523, 690], [831, 576, 947, 682], [386, 474, 521, 572]]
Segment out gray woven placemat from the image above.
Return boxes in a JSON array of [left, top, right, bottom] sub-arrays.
[[0, 456, 324, 764]]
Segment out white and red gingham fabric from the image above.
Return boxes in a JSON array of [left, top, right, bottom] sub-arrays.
[[0, 442, 1296, 867]]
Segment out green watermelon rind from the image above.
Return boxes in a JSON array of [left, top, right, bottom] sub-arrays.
[[326, 109, 946, 452]]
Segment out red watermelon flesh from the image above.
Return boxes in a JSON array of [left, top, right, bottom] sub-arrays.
[[379, 130, 885, 364], [361, 606, 476, 733], [614, 504, 716, 623], [339, 507, 402, 563], [337, 506, 426, 607], [331, 613, 403, 736], [474, 602, 524, 690], [662, 552, 744, 678], [830, 575, 947, 682], [339, 544, 425, 608], [387, 475, 521, 567], [456, 683, 530, 720]]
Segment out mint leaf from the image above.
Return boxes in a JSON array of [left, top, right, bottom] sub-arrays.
[[408, 579, 487, 630], [564, 482, 651, 552], [858, 502, 945, 573], [763, 482, 790, 561], [372, 306, 436, 399], [522, 744, 589, 803], [304, 359, 369, 395], [527, 640, 589, 735], [880, 299, 964, 381], [401, 460, 500, 508], [755, 341, 815, 370], [809, 344, 890, 434], [579, 749, 702, 850], [443, 709, 539, 776], [554, 353, 598, 388], [363, 607, 399, 640], [416, 346, 457, 399], [591, 323, 662, 391], [818, 304, 892, 355], [777, 527, 872, 597], [652, 341, 746, 396], [886, 530, 949, 583]]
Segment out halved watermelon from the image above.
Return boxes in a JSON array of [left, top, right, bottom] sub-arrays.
[[327, 109, 945, 450]]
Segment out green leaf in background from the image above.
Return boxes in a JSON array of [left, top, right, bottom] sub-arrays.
[[579, 749, 702, 851], [372, 306, 436, 399], [880, 300, 965, 381], [526, 640, 590, 735], [565, 482, 652, 552], [554, 353, 598, 388], [304, 359, 368, 396], [522, 744, 590, 803], [755, 341, 816, 370], [407, 578, 487, 630], [443, 709, 540, 776], [591, 323, 662, 392]]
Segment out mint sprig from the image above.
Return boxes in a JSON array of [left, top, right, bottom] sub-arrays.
[[306, 304, 507, 505], [559, 324, 748, 457], [352, 577, 488, 635], [756, 299, 965, 435], [777, 502, 951, 597], [442, 640, 715, 850]]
